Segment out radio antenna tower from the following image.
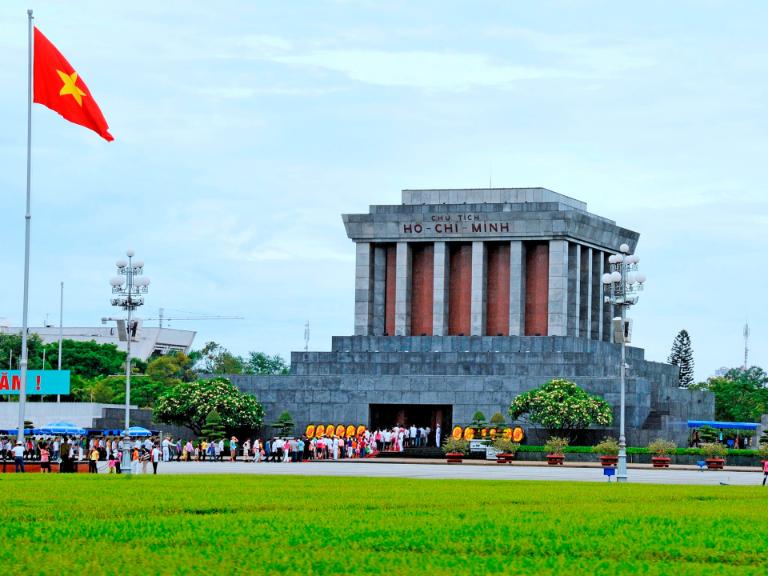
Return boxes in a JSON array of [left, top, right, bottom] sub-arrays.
[[304, 321, 310, 352], [743, 321, 750, 369]]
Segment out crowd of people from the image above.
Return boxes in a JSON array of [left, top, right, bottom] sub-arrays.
[[0, 422, 443, 473]]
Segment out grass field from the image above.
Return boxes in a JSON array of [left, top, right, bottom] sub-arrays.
[[1, 476, 766, 575]]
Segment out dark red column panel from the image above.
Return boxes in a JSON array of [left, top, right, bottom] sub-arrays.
[[486, 242, 510, 336], [448, 243, 472, 336], [524, 242, 549, 336], [385, 245, 396, 336], [410, 243, 434, 336]]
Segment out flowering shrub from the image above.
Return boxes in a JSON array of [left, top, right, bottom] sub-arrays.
[[442, 438, 469, 455], [648, 438, 676, 456], [593, 437, 620, 456], [154, 377, 264, 435], [508, 378, 613, 437]]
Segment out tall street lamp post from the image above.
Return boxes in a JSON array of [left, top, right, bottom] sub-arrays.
[[109, 249, 149, 432], [602, 243, 646, 483]]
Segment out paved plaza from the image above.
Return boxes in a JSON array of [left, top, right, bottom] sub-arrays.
[[152, 460, 766, 486]]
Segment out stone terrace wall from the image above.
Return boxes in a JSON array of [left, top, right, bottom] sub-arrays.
[[229, 336, 713, 447]]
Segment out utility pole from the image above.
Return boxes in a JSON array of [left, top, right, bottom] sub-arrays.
[[743, 321, 750, 370], [304, 321, 310, 352]]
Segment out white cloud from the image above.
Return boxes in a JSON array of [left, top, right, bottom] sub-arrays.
[[270, 49, 579, 89]]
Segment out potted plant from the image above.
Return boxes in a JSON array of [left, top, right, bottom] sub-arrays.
[[700, 442, 727, 469], [544, 436, 568, 465], [593, 437, 619, 467], [442, 438, 469, 464], [492, 438, 519, 464], [648, 438, 676, 468]]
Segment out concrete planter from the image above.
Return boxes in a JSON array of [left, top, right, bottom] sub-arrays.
[[546, 454, 564, 465], [445, 452, 464, 464], [651, 456, 671, 468], [599, 455, 618, 467], [705, 458, 725, 470]]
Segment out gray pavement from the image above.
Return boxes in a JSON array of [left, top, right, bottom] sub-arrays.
[[150, 459, 768, 486]]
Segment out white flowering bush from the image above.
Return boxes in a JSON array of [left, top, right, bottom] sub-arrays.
[[154, 377, 264, 435], [508, 378, 613, 437]]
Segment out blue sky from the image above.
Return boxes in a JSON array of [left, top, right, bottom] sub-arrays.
[[0, 1, 765, 381]]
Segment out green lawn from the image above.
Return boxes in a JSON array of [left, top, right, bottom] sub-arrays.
[[1, 476, 766, 575]]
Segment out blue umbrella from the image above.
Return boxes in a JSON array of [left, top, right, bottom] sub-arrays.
[[125, 426, 152, 437], [42, 421, 87, 435]]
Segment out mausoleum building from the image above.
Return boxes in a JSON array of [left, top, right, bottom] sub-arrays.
[[232, 188, 713, 445]]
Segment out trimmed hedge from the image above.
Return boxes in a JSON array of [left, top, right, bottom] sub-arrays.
[[517, 445, 764, 457]]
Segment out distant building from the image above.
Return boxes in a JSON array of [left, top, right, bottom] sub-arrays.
[[1, 323, 195, 361]]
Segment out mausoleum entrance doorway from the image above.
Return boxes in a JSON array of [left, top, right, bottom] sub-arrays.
[[368, 404, 452, 441]]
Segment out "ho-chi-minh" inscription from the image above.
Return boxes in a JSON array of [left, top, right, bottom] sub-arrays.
[[402, 214, 510, 235]]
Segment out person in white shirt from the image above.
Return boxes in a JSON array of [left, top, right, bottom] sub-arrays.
[[151, 444, 161, 474], [435, 424, 442, 448], [332, 437, 339, 461], [12, 441, 25, 473], [162, 438, 170, 462]]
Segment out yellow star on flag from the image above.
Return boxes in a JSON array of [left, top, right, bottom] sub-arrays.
[[56, 69, 86, 106]]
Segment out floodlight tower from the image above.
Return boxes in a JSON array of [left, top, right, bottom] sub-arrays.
[[109, 250, 150, 431], [602, 243, 646, 483]]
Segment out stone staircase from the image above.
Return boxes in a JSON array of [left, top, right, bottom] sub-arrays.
[[641, 410, 670, 430]]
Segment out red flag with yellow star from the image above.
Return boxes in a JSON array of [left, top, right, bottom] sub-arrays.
[[33, 27, 113, 141]]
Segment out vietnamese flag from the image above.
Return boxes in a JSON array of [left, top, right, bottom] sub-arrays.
[[33, 27, 113, 141]]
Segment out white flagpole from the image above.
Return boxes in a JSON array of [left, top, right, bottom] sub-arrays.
[[18, 8, 34, 441], [57, 281, 63, 402]]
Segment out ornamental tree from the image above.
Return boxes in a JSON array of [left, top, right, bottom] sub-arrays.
[[508, 378, 613, 439], [668, 329, 695, 388], [154, 377, 264, 435], [200, 410, 226, 440], [271, 411, 295, 437]]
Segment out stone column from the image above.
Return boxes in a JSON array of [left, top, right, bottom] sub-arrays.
[[547, 240, 568, 337], [432, 241, 449, 335], [470, 241, 487, 336], [354, 242, 373, 336], [394, 242, 412, 336], [594, 250, 605, 341], [567, 243, 580, 337], [602, 252, 613, 341], [508, 241, 524, 336], [372, 245, 387, 336], [580, 246, 592, 339]]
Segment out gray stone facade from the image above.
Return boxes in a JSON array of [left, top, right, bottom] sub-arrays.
[[232, 335, 712, 446], [232, 188, 714, 446]]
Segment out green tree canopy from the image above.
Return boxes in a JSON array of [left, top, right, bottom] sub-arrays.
[[45, 339, 126, 379], [1, 333, 46, 370], [508, 378, 613, 438], [245, 352, 290, 375], [146, 352, 197, 386], [690, 366, 768, 422], [154, 377, 264, 435], [194, 342, 244, 374]]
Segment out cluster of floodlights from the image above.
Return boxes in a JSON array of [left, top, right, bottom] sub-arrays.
[[601, 243, 646, 306], [109, 249, 150, 310]]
